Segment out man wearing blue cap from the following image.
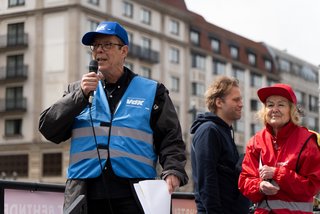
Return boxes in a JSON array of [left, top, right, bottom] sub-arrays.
[[39, 21, 188, 213]]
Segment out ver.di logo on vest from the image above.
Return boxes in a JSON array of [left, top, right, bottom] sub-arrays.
[[126, 98, 145, 107]]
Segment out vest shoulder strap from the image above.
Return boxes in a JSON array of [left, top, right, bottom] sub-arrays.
[[308, 129, 320, 147], [296, 131, 319, 173]]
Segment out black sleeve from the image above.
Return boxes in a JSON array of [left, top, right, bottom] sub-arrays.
[[151, 83, 188, 186], [38, 81, 88, 143]]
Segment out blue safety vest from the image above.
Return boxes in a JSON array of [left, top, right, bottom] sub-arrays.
[[67, 76, 158, 179]]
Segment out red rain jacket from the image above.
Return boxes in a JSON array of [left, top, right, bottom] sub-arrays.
[[239, 122, 320, 214]]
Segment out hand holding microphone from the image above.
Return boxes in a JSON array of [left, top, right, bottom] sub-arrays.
[[81, 60, 99, 104]]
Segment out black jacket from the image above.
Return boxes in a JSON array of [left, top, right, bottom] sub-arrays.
[[39, 67, 188, 199], [190, 112, 249, 214]]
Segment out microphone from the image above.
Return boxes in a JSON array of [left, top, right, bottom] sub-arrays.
[[88, 60, 98, 104]]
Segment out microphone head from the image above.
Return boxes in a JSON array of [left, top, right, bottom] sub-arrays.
[[89, 60, 98, 73]]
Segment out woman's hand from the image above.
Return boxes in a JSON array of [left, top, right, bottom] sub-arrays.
[[259, 165, 276, 180], [259, 180, 280, 195]]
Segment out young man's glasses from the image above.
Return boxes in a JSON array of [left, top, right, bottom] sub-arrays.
[[90, 43, 124, 51]]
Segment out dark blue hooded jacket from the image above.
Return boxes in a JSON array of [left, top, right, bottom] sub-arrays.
[[190, 112, 249, 214]]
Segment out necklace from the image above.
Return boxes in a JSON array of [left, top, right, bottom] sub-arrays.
[[105, 84, 120, 98]]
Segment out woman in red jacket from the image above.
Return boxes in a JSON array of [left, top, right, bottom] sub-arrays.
[[239, 83, 320, 214]]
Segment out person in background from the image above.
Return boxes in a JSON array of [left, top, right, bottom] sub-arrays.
[[190, 76, 250, 214], [38, 21, 188, 213], [239, 83, 320, 214]]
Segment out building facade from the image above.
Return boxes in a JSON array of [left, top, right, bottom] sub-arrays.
[[0, 0, 318, 192]]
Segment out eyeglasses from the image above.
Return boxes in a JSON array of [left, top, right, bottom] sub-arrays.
[[90, 43, 124, 51]]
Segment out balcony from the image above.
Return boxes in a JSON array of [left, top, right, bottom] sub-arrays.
[[128, 44, 159, 63], [0, 98, 27, 113], [0, 34, 28, 51], [0, 65, 28, 83]]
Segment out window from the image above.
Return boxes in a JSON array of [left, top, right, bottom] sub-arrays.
[[211, 38, 220, 53], [213, 60, 226, 75], [190, 30, 200, 45], [42, 153, 62, 176], [6, 86, 24, 110], [9, 0, 25, 7], [192, 82, 205, 96], [264, 59, 272, 72], [123, 2, 133, 18], [295, 90, 305, 106], [234, 119, 244, 133], [250, 73, 262, 88], [88, 0, 99, 6], [301, 66, 317, 82], [169, 47, 179, 63], [307, 117, 318, 132], [250, 123, 262, 136], [266, 79, 277, 86], [292, 64, 301, 75], [141, 37, 151, 49], [248, 53, 256, 66], [188, 105, 197, 122], [5, 119, 22, 136], [0, 154, 28, 178], [230, 46, 239, 59], [141, 8, 151, 25], [279, 59, 290, 72], [7, 22, 25, 46], [169, 19, 179, 35], [191, 53, 205, 70], [232, 66, 245, 82], [140, 37, 154, 61], [250, 99, 260, 111], [309, 95, 319, 112], [7, 54, 24, 78], [140, 66, 151, 79], [88, 20, 99, 31], [171, 76, 180, 92]]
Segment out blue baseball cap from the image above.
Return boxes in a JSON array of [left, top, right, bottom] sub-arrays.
[[82, 21, 129, 46]]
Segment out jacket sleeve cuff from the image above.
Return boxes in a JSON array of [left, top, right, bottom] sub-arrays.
[[257, 180, 264, 195], [273, 166, 280, 181]]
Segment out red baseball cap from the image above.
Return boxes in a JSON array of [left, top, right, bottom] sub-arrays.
[[257, 83, 297, 104]]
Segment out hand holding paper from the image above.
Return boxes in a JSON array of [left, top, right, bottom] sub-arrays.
[[165, 175, 180, 194], [134, 180, 171, 214]]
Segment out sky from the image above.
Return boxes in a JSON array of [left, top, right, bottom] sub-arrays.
[[184, 0, 320, 66]]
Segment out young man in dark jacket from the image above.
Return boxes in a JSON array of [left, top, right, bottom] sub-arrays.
[[39, 21, 188, 213], [190, 76, 250, 214]]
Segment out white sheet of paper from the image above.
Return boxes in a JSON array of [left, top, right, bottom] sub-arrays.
[[133, 183, 152, 214], [134, 180, 171, 214]]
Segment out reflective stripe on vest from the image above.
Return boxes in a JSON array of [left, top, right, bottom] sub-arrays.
[[70, 126, 153, 165], [68, 76, 157, 179], [257, 200, 313, 212], [72, 126, 153, 145], [69, 148, 155, 168]]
